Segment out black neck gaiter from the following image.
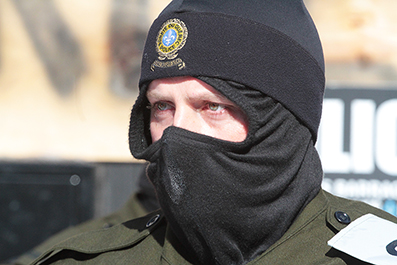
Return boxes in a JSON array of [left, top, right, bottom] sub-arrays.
[[129, 78, 323, 265]]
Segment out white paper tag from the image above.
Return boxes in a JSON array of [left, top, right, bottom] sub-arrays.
[[328, 214, 397, 265]]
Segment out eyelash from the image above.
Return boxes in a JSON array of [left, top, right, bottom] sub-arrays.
[[147, 102, 227, 113], [207, 103, 225, 112], [147, 102, 173, 111]]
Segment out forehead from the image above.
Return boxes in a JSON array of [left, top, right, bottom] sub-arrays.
[[146, 76, 232, 102]]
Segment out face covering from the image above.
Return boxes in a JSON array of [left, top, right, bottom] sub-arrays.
[[129, 77, 323, 265]]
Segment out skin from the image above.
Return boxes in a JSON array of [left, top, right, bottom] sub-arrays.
[[147, 76, 248, 143]]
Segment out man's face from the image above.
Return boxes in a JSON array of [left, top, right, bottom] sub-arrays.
[[147, 76, 248, 142]]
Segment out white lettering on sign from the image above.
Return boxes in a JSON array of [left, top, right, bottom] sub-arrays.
[[317, 99, 350, 173], [351, 100, 375, 174], [376, 99, 397, 176], [317, 98, 397, 176], [323, 178, 397, 200], [322, 178, 397, 211]]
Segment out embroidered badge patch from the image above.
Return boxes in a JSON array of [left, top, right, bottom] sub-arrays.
[[151, 18, 187, 71]]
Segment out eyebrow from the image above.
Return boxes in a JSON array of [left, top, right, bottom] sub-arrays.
[[146, 80, 239, 108], [146, 89, 169, 102], [186, 91, 234, 105]]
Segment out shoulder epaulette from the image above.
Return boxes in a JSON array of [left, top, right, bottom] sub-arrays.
[[32, 210, 164, 265]]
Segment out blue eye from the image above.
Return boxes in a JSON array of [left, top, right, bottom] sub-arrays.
[[208, 103, 225, 111], [156, 102, 170, 111]]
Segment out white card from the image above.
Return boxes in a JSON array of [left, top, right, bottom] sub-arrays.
[[328, 214, 397, 265]]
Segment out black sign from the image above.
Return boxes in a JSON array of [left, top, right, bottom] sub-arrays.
[[319, 88, 397, 216]]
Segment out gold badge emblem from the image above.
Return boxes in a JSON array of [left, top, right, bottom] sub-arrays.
[[151, 18, 187, 71], [156, 18, 188, 60]]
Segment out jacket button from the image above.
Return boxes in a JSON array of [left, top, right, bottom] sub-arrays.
[[334, 211, 351, 224], [146, 214, 160, 228]]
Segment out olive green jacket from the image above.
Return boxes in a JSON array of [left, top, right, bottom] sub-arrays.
[[12, 194, 149, 265], [31, 190, 397, 265]]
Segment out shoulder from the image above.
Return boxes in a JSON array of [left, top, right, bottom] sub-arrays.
[[31, 210, 166, 265], [13, 194, 149, 265], [256, 189, 397, 265], [306, 189, 397, 239], [323, 190, 397, 223], [323, 191, 397, 264]]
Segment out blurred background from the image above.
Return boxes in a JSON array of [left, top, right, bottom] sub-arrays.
[[0, 0, 396, 261]]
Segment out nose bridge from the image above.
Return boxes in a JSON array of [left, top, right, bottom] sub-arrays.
[[173, 105, 197, 132]]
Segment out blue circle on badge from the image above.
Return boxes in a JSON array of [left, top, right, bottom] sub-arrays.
[[162, 29, 177, 47]]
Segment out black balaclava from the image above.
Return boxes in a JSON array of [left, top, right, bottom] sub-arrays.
[[129, 78, 323, 265], [129, 1, 325, 264]]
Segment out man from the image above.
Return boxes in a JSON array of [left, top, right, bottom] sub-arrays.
[[31, 0, 397, 264]]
